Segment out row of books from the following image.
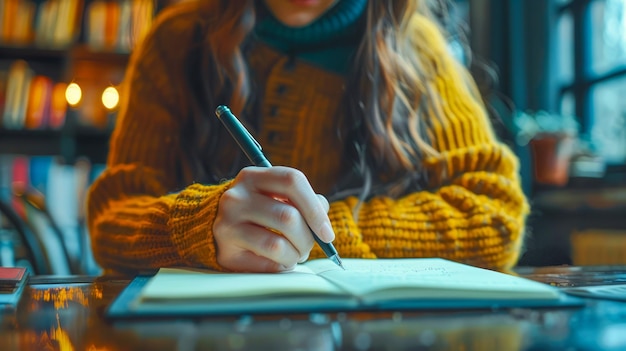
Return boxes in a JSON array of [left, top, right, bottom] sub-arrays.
[[0, 60, 68, 130], [0, 0, 82, 48], [0, 0, 154, 51], [86, 0, 154, 52], [0, 154, 104, 275]]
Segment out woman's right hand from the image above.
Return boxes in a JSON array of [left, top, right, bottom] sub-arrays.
[[213, 166, 335, 272]]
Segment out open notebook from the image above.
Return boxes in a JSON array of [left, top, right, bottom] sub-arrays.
[[107, 258, 581, 319]]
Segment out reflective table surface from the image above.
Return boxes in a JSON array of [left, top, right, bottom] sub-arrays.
[[2, 265, 626, 351]]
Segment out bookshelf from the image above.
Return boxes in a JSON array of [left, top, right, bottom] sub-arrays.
[[0, 46, 68, 61], [0, 0, 166, 274], [0, 121, 110, 163], [0, 0, 166, 164], [0, 43, 126, 163]]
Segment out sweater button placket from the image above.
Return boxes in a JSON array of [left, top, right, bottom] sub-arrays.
[[269, 105, 279, 117], [268, 131, 280, 143], [267, 78, 290, 119], [268, 77, 290, 141], [276, 84, 288, 95]]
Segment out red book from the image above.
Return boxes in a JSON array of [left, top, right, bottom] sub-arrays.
[[0, 267, 27, 284], [0, 267, 29, 301]]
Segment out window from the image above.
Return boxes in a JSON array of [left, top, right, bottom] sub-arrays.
[[557, 0, 626, 165]]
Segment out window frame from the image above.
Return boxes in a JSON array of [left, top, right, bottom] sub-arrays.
[[557, 0, 626, 173]]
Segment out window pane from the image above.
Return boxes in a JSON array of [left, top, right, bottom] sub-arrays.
[[591, 75, 626, 163], [560, 91, 575, 117], [557, 11, 574, 85], [591, 0, 626, 74]]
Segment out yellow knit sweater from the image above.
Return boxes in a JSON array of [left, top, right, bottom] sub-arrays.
[[87, 4, 529, 274]]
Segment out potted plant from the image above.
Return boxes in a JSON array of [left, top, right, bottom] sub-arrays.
[[513, 110, 579, 186]]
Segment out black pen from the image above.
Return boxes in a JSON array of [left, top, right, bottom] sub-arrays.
[[215, 105, 345, 270]]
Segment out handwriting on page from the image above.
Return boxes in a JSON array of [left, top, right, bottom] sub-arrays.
[[334, 263, 461, 285], [315, 258, 531, 295]]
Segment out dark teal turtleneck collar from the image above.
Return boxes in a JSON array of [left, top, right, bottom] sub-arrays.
[[254, 0, 367, 75]]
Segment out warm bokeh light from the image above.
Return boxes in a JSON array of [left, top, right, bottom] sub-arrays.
[[65, 83, 82, 106], [101, 86, 120, 110]]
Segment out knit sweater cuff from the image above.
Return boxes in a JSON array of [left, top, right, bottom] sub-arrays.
[[169, 181, 233, 270], [315, 197, 376, 259]]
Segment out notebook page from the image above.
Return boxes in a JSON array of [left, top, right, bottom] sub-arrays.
[[138, 265, 345, 302], [306, 258, 560, 300]]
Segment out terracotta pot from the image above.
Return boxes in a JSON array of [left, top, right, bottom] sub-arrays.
[[529, 134, 576, 186]]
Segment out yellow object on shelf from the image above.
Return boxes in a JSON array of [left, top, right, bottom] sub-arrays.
[[571, 230, 626, 265]]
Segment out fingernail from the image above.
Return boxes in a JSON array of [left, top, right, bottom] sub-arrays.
[[320, 222, 335, 242]]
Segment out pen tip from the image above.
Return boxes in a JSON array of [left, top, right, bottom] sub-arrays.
[[331, 255, 345, 270]]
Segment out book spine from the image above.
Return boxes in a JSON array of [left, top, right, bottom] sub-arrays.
[[117, 0, 131, 51], [3, 60, 33, 130], [86, 0, 106, 50], [24, 75, 53, 129], [0, 68, 8, 128], [48, 81, 67, 129], [104, 0, 120, 50], [1, 0, 18, 43]]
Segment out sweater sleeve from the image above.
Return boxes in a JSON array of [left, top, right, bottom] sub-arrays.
[[310, 14, 530, 271], [87, 9, 230, 273]]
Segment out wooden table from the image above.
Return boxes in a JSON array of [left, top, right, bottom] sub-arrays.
[[1, 265, 626, 351]]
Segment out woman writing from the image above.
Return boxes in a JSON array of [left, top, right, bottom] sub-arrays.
[[87, 0, 529, 274]]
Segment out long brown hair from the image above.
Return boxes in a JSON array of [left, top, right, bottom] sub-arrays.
[[185, 0, 468, 200]]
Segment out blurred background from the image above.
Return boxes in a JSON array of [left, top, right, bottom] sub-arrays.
[[0, 0, 624, 275]]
